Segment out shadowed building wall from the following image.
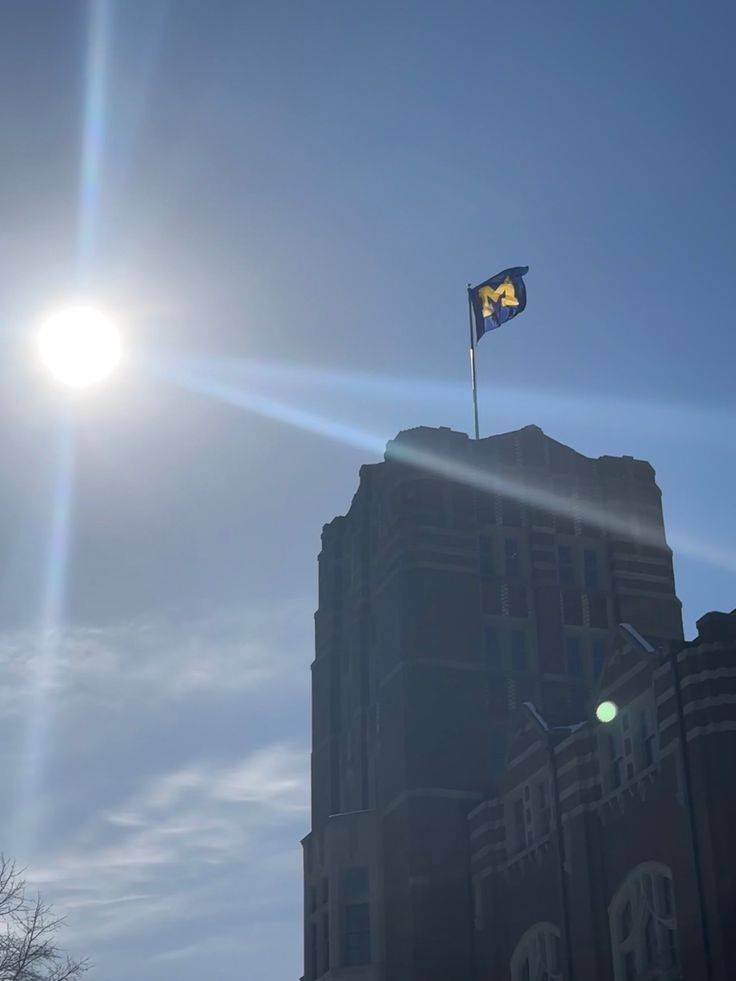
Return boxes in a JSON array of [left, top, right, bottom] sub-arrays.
[[302, 424, 683, 981]]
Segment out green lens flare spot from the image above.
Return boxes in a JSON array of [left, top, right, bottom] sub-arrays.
[[596, 700, 619, 724]]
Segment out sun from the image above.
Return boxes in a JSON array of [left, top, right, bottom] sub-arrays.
[[36, 306, 122, 388]]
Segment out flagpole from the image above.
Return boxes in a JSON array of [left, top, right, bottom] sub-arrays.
[[467, 285, 480, 439]]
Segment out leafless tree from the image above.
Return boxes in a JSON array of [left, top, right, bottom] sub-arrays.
[[0, 856, 88, 981]]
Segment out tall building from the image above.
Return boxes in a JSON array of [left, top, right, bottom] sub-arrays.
[[302, 424, 683, 981]]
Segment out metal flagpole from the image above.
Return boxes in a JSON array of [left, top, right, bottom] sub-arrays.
[[467, 285, 480, 439]]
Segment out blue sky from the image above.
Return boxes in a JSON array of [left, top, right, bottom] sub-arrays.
[[0, 1, 734, 978]]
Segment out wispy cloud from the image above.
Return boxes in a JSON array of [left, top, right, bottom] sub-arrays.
[[0, 599, 310, 718], [29, 743, 307, 940], [0, 599, 310, 979]]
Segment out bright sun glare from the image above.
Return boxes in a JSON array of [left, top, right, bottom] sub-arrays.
[[37, 306, 122, 388]]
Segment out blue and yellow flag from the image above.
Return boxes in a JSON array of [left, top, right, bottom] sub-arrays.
[[469, 266, 529, 342]]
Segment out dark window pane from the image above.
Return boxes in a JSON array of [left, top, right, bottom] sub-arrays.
[[511, 631, 527, 671], [508, 583, 529, 618], [562, 589, 584, 626], [505, 538, 521, 577], [592, 638, 607, 677], [583, 549, 600, 589], [513, 797, 525, 852], [344, 903, 370, 966], [565, 637, 583, 677], [589, 593, 609, 628], [558, 545, 575, 586]]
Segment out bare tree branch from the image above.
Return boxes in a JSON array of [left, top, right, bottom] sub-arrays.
[[0, 857, 89, 981]]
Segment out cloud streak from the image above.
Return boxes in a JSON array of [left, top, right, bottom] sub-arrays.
[[0, 599, 310, 979]]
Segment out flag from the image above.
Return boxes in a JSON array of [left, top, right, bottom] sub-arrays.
[[469, 266, 529, 343]]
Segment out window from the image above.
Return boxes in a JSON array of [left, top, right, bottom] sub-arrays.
[[592, 638, 607, 678], [588, 593, 609, 628], [510, 922, 563, 981], [509, 583, 529, 618], [565, 636, 583, 677], [562, 589, 583, 626], [479, 535, 495, 575], [342, 866, 368, 899], [609, 864, 679, 980], [344, 902, 370, 966], [601, 696, 658, 791], [583, 549, 600, 589], [558, 545, 575, 585], [637, 706, 656, 770], [512, 796, 526, 854], [322, 913, 330, 973], [484, 625, 500, 669], [511, 631, 527, 672], [505, 538, 521, 577]]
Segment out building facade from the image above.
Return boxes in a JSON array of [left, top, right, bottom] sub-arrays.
[[471, 609, 736, 981], [302, 424, 684, 981]]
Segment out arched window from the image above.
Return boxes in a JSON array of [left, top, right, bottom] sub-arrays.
[[510, 922, 563, 981], [609, 862, 679, 980]]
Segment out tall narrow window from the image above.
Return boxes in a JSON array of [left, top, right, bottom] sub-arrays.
[[344, 902, 370, 966], [512, 797, 526, 854], [609, 864, 679, 980], [558, 545, 575, 586], [565, 636, 583, 677], [505, 537, 521, 577], [510, 922, 563, 981], [511, 630, 527, 672], [583, 548, 600, 590], [509, 583, 529, 618], [592, 637, 607, 678]]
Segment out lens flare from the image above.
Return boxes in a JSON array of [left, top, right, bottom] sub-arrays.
[[596, 700, 619, 724]]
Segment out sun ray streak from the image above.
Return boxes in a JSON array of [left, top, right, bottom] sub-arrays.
[[153, 358, 736, 576], [78, 0, 113, 285], [14, 418, 77, 857]]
